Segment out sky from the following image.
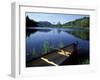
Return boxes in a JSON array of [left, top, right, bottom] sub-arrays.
[[26, 12, 89, 24]]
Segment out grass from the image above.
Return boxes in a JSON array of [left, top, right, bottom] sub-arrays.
[[32, 48, 36, 57], [59, 42, 64, 48], [43, 41, 65, 54], [43, 41, 50, 53]]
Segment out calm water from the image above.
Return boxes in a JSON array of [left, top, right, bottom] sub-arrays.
[[26, 27, 89, 62]]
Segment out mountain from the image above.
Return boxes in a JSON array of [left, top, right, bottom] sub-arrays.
[[63, 17, 89, 28], [26, 16, 89, 28], [26, 16, 38, 27], [37, 21, 52, 27], [26, 16, 52, 27]]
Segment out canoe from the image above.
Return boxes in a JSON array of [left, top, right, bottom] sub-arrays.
[[26, 42, 78, 67]]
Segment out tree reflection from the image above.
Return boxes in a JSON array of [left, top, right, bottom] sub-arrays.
[[26, 29, 38, 37], [57, 29, 62, 34], [66, 30, 89, 40]]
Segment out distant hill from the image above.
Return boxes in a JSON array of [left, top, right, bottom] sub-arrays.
[[63, 17, 89, 28], [37, 21, 52, 27]]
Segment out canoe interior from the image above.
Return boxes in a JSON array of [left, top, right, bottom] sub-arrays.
[[26, 43, 79, 67]]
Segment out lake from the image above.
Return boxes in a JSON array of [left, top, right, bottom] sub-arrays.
[[26, 27, 89, 64]]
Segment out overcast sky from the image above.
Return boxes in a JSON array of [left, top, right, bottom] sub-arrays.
[[26, 12, 89, 24]]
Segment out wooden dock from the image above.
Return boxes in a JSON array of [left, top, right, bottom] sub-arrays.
[[26, 43, 78, 67]]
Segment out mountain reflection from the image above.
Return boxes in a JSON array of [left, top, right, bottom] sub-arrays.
[[26, 29, 38, 37], [26, 28, 51, 37]]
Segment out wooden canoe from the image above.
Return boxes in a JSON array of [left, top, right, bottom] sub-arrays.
[[26, 43, 78, 67]]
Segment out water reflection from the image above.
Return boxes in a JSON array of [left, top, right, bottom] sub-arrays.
[[66, 30, 89, 40], [26, 28, 89, 63], [26, 29, 38, 37], [26, 28, 51, 37]]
